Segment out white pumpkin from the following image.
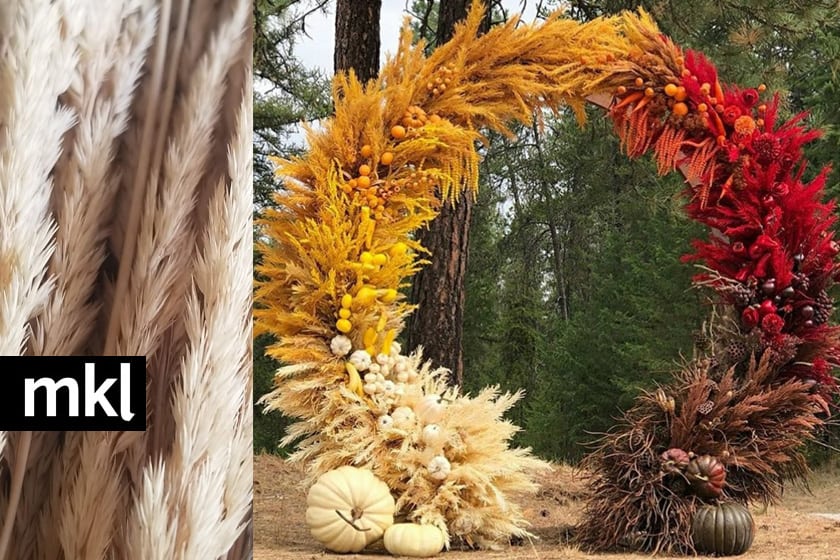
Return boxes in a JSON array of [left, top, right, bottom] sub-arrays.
[[415, 394, 445, 424], [330, 335, 352, 357], [384, 523, 446, 557], [378, 414, 394, 430], [391, 406, 416, 428], [427, 455, 451, 481], [421, 424, 444, 446], [305, 466, 395, 553], [349, 350, 372, 371]]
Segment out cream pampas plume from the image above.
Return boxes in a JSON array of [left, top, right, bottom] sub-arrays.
[[0, 0, 253, 559], [0, 1, 74, 557], [126, 79, 253, 559]]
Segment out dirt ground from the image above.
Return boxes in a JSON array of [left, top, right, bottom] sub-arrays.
[[254, 454, 840, 559]]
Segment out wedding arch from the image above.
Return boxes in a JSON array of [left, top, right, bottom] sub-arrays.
[[257, 4, 838, 553]]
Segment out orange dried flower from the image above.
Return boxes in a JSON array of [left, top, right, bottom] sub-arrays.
[[734, 115, 756, 135]]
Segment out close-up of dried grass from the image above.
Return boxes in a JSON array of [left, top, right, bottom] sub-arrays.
[[0, 0, 253, 558]]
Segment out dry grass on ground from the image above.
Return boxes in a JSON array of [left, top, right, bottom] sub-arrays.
[[254, 454, 840, 560]]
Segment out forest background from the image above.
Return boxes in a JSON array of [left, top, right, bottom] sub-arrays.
[[253, 0, 840, 463]]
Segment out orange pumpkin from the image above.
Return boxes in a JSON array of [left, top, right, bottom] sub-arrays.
[[686, 455, 726, 499]]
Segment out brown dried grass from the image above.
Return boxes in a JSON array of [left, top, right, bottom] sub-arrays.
[[575, 351, 824, 554]]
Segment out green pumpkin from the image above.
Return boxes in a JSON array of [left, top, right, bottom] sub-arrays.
[[692, 502, 755, 556]]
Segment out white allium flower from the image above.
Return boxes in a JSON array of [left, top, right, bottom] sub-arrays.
[[364, 372, 377, 384], [363, 383, 378, 395], [390, 341, 402, 356], [348, 349, 372, 371], [329, 335, 352, 357], [376, 353, 391, 366]]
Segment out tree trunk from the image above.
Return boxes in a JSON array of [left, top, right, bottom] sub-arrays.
[[407, 1, 491, 387], [531, 121, 570, 321], [334, 0, 381, 82]]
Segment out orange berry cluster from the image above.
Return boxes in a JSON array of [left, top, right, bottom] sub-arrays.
[[341, 105, 447, 213], [425, 63, 455, 96], [396, 105, 444, 133], [340, 144, 397, 213]]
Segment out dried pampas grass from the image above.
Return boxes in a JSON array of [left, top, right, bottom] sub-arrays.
[[0, 1, 253, 559]]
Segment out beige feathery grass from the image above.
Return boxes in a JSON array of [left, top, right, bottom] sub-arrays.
[[10, 5, 159, 557], [0, 0, 73, 357], [0, 0, 253, 558], [0, 2, 75, 558], [127, 79, 253, 558], [32, 0, 158, 357]]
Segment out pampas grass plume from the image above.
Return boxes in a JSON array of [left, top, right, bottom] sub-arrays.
[[0, 1, 253, 558]]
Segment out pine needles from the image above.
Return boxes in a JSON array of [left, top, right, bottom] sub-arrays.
[[0, 1, 252, 558]]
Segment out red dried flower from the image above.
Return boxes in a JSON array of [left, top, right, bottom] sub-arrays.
[[813, 357, 830, 377], [771, 182, 789, 197], [607, 43, 840, 393], [761, 313, 785, 335], [742, 306, 760, 329], [742, 88, 759, 107], [752, 132, 782, 164], [759, 299, 777, 316], [723, 105, 742, 124]]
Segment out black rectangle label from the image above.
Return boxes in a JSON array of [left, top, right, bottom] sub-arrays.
[[0, 356, 146, 430]]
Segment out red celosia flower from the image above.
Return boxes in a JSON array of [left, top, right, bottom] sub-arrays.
[[810, 358, 834, 386], [683, 50, 719, 92]]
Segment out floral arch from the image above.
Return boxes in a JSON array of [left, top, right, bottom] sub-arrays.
[[257, 3, 838, 554]]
